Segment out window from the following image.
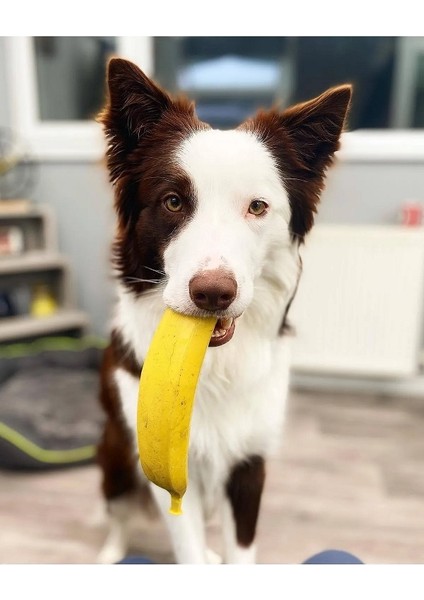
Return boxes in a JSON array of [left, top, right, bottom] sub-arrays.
[[154, 37, 424, 130], [153, 37, 424, 161], [33, 37, 115, 122], [4, 36, 424, 161], [4, 37, 152, 160]]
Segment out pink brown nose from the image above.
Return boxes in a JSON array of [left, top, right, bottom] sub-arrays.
[[189, 270, 237, 311]]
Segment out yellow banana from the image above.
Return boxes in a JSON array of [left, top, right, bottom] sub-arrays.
[[137, 308, 216, 516]]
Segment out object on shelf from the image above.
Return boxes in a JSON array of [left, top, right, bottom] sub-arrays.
[[0, 206, 57, 255], [401, 201, 423, 226], [0, 291, 17, 318], [11, 284, 31, 315], [30, 283, 57, 317], [0, 225, 24, 256]]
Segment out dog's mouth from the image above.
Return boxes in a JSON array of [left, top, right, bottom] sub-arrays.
[[209, 317, 236, 347]]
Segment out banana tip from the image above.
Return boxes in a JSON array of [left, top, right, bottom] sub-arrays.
[[169, 494, 183, 516]]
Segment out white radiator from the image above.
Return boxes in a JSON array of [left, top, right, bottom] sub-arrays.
[[289, 225, 424, 378]]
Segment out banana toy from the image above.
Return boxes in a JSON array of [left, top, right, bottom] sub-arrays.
[[137, 309, 217, 515]]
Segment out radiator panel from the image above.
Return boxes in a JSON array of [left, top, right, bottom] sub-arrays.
[[289, 226, 424, 378]]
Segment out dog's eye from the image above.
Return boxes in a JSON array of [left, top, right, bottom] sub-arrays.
[[248, 200, 268, 216], [164, 196, 183, 213]]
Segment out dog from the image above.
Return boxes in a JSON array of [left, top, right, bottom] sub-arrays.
[[96, 57, 351, 564]]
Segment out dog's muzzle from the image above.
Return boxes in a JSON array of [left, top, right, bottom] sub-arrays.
[[189, 269, 238, 347]]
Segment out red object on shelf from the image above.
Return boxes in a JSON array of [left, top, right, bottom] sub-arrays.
[[401, 202, 423, 227]]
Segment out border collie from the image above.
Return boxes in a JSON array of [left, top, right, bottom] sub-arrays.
[[96, 58, 351, 564]]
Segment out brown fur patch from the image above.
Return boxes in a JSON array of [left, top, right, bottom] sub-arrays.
[[241, 85, 352, 240], [98, 58, 209, 296], [110, 329, 141, 378], [226, 456, 266, 547], [97, 343, 138, 499]]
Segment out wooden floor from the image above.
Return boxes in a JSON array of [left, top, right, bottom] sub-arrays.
[[1, 388, 424, 564]]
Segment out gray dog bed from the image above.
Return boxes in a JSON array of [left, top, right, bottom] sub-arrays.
[[0, 337, 106, 470]]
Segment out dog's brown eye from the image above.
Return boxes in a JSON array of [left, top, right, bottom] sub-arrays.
[[248, 200, 268, 216], [164, 196, 183, 213]]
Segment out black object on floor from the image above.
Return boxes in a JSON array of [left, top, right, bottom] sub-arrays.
[[0, 337, 106, 470]]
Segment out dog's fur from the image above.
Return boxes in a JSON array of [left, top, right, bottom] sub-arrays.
[[96, 58, 351, 564]]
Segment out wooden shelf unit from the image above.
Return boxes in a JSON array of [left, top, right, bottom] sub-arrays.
[[0, 204, 89, 343]]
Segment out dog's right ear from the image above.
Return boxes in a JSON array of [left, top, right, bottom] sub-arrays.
[[98, 58, 173, 179], [103, 58, 171, 138]]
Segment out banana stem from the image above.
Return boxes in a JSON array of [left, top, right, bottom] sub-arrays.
[[169, 494, 183, 516]]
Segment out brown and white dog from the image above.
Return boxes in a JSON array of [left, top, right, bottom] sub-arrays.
[[96, 58, 351, 564]]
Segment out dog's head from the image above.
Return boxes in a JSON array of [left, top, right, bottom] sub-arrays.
[[99, 59, 351, 345]]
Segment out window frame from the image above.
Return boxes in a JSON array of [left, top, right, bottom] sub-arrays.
[[4, 36, 424, 163], [4, 36, 153, 161]]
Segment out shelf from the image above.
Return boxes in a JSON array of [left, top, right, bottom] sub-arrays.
[[0, 206, 47, 219], [0, 252, 68, 275], [0, 205, 57, 252], [0, 202, 89, 342], [0, 310, 89, 342]]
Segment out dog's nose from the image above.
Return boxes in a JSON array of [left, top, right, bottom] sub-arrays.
[[189, 270, 237, 311]]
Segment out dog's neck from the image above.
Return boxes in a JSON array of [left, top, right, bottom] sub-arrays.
[[243, 238, 301, 335]]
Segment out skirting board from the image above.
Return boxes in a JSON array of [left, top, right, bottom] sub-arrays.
[[291, 371, 424, 398]]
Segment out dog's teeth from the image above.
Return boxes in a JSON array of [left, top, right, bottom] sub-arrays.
[[221, 317, 233, 329], [212, 328, 226, 338], [212, 317, 234, 338]]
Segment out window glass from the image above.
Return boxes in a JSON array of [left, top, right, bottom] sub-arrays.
[[154, 37, 424, 130], [32, 37, 424, 129], [414, 53, 424, 127], [33, 37, 115, 121]]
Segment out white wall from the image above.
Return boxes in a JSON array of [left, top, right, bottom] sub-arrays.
[[320, 159, 424, 226], [31, 161, 116, 336], [0, 38, 10, 126]]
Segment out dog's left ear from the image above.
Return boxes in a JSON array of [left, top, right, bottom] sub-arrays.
[[279, 85, 352, 172], [243, 85, 352, 238]]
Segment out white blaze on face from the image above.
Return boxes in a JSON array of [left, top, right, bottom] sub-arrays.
[[162, 128, 292, 316]]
